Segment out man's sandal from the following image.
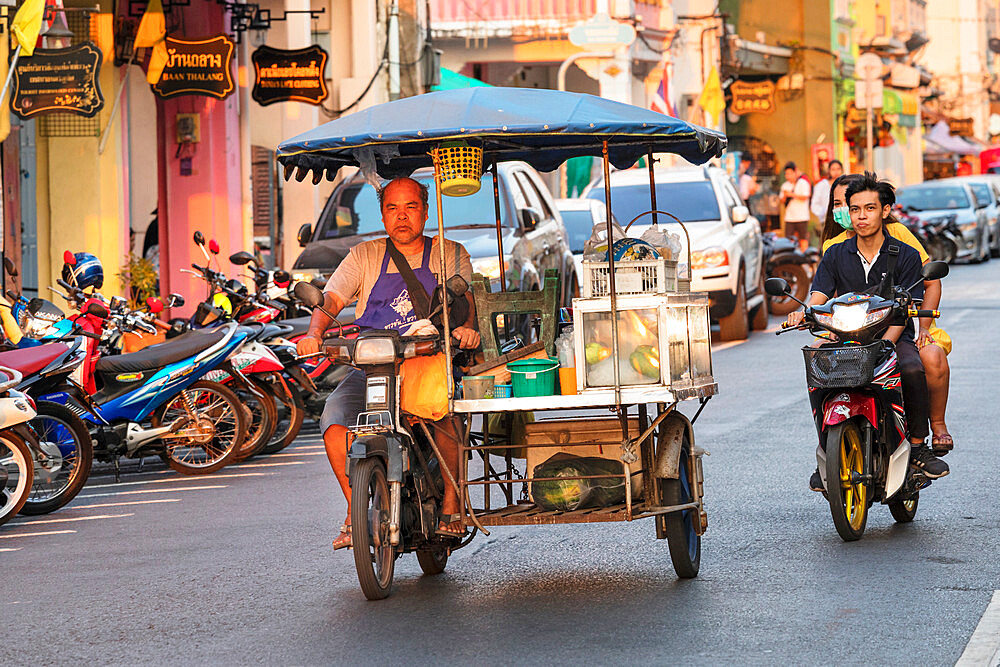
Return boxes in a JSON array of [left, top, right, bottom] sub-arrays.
[[435, 514, 465, 539], [931, 433, 954, 456], [332, 524, 352, 550]]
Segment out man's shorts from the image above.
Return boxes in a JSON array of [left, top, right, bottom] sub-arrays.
[[319, 368, 366, 434]]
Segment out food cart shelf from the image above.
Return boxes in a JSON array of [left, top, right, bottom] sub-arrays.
[[452, 380, 716, 414], [465, 500, 700, 526]]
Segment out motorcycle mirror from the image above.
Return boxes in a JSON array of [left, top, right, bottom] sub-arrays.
[[445, 275, 469, 298], [273, 269, 291, 287], [63, 250, 77, 266], [764, 277, 791, 297], [208, 239, 220, 255], [167, 293, 185, 308], [229, 251, 256, 266], [86, 301, 110, 319], [26, 297, 44, 315], [3, 256, 17, 278], [921, 261, 949, 281], [146, 297, 164, 314], [293, 281, 325, 308], [193, 231, 205, 247]]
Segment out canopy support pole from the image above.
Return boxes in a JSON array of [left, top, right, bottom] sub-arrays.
[[602, 140, 621, 405], [491, 160, 506, 292], [432, 149, 454, 400], [647, 149, 658, 227]]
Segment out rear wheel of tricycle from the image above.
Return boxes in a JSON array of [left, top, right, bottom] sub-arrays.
[[416, 546, 449, 575], [825, 421, 869, 541], [351, 457, 396, 600], [660, 438, 700, 578], [888, 493, 918, 523]]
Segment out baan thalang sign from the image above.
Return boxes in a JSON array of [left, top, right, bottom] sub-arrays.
[[11, 42, 104, 119], [152, 35, 235, 100], [251, 45, 329, 106]]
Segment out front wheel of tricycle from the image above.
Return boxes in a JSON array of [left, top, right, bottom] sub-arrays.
[[351, 457, 396, 600], [660, 439, 700, 579], [416, 546, 449, 575]]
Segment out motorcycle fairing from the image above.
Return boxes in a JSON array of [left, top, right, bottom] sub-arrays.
[[823, 392, 878, 429], [885, 440, 910, 499]]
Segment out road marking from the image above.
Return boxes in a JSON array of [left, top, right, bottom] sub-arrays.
[[286, 444, 324, 450], [77, 485, 227, 499], [86, 471, 275, 489], [236, 461, 307, 469], [0, 547, 22, 551], [712, 340, 746, 352], [0, 529, 76, 539], [942, 308, 973, 327], [267, 451, 326, 458], [70, 499, 182, 510], [957, 591, 1000, 667], [7, 513, 134, 526]]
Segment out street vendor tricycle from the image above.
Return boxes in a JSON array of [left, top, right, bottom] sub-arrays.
[[277, 87, 727, 600]]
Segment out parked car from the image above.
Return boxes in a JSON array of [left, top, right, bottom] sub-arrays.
[[553, 198, 619, 295], [897, 181, 991, 263], [582, 165, 766, 341], [292, 162, 577, 309], [941, 175, 1000, 258]]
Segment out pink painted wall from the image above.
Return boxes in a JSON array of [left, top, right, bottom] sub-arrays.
[[156, 1, 245, 317]]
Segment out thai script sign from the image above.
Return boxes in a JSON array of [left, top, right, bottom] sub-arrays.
[[251, 45, 329, 106], [11, 43, 104, 119], [152, 35, 235, 100], [729, 80, 776, 115]]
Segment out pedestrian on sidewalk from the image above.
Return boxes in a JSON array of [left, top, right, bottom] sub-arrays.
[[780, 161, 811, 250], [810, 159, 843, 222]]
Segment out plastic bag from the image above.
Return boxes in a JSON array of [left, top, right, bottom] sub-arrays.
[[531, 453, 626, 511], [400, 352, 449, 420], [639, 224, 682, 261], [583, 218, 628, 260]]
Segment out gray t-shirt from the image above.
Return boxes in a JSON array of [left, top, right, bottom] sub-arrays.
[[323, 236, 472, 320]]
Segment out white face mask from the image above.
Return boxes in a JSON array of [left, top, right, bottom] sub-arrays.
[[832, 206, 852, 230]]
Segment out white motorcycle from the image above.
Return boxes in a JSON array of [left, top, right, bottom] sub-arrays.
[[0, 367, 39, 526]]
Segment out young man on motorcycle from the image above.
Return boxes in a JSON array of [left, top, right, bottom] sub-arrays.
[[296, 177, 481, 549], [786, 172, 949, 490]]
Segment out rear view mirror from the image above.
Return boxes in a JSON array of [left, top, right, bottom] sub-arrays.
[[193, 231, 205, 247], [519, 207, 541, 232], [921, 261, 949, 281], [229, 251, 256, 266], [731, 205, 749, 224], [64, 250, 77, 266], [208, 239, 220, 255], [445, 275, 469, 298], [765, 277, 790, 297], [297, 223, 313, 248], [273, 269, 291, 287], [294, 281, 325, 308], [167, 293, 185, 308], [3, 257, 16, 278], [146, 297, 164, 314], [86, 301, 110, 319]]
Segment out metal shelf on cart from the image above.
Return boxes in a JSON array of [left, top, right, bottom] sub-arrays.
[[465, 499, 701, 526], [451, 380, 717, 413]]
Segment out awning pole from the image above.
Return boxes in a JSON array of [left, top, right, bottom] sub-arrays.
[[647, 149, 657, 226], [432, 149, 454, 400], [602, 140, 621, 405], [491, 160, 506, 292]]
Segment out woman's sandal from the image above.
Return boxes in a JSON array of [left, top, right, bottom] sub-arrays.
[[931, 433, 954, 456], [332, 524, 352, 550], [435, 514, 465, 538]]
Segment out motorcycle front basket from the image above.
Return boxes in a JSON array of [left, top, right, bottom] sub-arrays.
[[802, 341, 888, 389]]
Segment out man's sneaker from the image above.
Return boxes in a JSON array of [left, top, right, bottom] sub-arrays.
[[809, 469, 825, 492], [911, 444, 950, 479]]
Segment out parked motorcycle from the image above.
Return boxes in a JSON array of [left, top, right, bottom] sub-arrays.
[[0, 367, 39, 526], [763, 232, 814, 316], [765, 260, 950, 541]]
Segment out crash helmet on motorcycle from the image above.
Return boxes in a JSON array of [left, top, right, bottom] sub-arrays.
[[61, 252, 104, 290]]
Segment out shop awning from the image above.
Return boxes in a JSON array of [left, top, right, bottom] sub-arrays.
[[882, 89, 919, 127], [925, 120, 981, 156], [431, 68, 491, 92], [728, 38, 791, 77]]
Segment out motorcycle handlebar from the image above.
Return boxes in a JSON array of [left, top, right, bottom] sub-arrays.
[[910, 309, 940, 319]]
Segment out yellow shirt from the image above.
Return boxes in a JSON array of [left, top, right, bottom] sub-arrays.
[[822, 222, 930, 264]]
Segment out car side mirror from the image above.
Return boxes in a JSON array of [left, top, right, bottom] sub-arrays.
[[229, 251, 256, 266], [193, 231, 205, 247], [731, 205, 749, 224], [297, 223, 313, 248], [519, 207, 541, 232], [294, 281, 325, 308], [921, 261, 949, 281], [765, 277, 790, 296], [167, 293, 185, 308]]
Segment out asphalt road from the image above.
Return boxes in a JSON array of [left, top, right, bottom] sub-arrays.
[[4, 258, 1000, 665]]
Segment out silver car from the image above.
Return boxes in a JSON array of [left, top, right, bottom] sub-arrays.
[[941, 176, 1000, 258], [897, 181, 991, 263]]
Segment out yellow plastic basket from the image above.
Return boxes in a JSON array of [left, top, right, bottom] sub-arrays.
[[433, 142, 483, 197]]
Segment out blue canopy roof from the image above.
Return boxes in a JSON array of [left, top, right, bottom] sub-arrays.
[[276, 87, 726, 181]]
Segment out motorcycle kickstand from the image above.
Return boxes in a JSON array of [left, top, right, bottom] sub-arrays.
[[113, 458, 121, 484]]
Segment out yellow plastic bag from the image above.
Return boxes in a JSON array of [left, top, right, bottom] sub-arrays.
[[400, 353, 449, 421], [0, 298, 22, 345], [926, 321, 952, 355]]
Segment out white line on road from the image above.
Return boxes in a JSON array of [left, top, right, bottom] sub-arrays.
[[77, 485, 227, 499], [957, 591, 1000, 667], [70, 499, 182, 510], [7, 513, 134, 526], [267, 451, 326, 458], [236, 461, 307, 469], [86, 471, 275, 489], [0, 547, 22, 551], [0, 529, 76, 539], [286, 445, 324, 450]]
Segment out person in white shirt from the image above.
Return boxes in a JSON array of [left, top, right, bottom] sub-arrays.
[[809, 159, 844, 222], [779, 161, 812, 250]]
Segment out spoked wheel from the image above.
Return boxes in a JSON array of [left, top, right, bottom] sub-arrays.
[[152, 381, 247, 475], [350, 457, 396, 600], [416, 546, 449, 575], [259, 376, 305, 456], [888, 493, 919, 523], [660, 438, 701, 578], [20, 401, 93, 515], [767, 263, 810, 315], [825, 421, 869, 541], [0, 432, 34, 526], [231, 380, 277, 461]]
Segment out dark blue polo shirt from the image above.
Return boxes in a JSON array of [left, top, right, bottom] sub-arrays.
[[811, 233, 924, 342]]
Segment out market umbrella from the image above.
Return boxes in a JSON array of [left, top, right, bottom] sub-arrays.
[[276, 87, 726, 181]]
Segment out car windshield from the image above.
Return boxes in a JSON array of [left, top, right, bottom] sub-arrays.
[[586, 181, 720, 225], [559, 208, 600, 253], [317, 173, 509, 240], [898, 185, 970, 211]]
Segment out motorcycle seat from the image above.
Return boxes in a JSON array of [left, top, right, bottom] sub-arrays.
[[259, 323, 291, 341], [95, 329, 228, 374], [282, 316, 313, 338], [0, 343, 69, 378]]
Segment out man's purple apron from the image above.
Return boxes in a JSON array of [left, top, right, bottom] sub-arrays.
[[353, 237, 438, 332]]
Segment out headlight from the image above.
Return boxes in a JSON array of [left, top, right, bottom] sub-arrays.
[[959, 221, 977, 232], [471, 256, 508, 281], [821, 302, 891, 332], [354, 337, 396, 364], [691, 247, 729, 270], [24, 316, 58, 337]]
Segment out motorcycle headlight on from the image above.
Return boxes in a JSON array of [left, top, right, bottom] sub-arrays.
[[815, 302, 891, 333], [353, 337, 396, 364]]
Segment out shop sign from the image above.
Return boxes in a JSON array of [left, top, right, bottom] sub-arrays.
[[949, 117, 974, 136], [10, 43, 104, 119], [152, 35, 235, 100], [729, 80, 775, 115], [251, 45, 329, 106], [845, 102, 881, 133]]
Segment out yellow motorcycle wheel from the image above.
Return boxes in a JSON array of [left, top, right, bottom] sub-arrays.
[[825, 420, 869, 541]]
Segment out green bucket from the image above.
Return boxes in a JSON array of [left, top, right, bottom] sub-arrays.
[[507, 357, 560, 397]]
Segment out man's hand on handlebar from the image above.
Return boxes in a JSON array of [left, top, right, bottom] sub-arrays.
[[785, 310, 806, 328], [452, 326, 480, 350], [296, 333, 322, 357]]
